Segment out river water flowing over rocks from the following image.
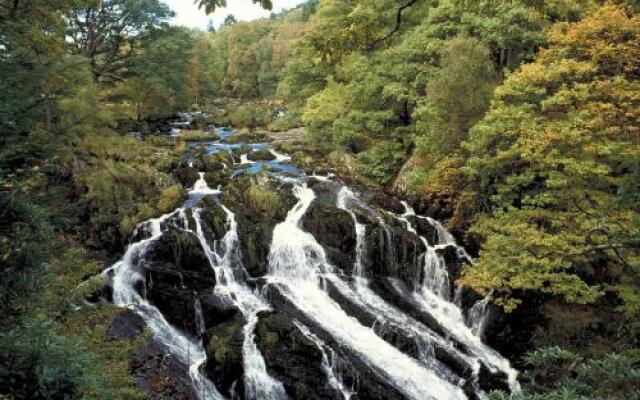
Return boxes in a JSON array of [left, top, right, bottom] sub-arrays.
[[104, 116, 520, 400]]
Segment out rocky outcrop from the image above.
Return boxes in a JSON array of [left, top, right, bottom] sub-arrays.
[[203, 313, 247, 397], [221, 176, 296, 277], [247, 148, 276, 162], [143, 230, 216, 336], [255, 312, 338, 400], [302, 181, 357, 274]]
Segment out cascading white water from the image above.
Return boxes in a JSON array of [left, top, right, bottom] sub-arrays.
[[336, 187, 367, 277], [293, 320, 356, 400], [338, 189, 521, 396], [109, 123, 520, 399], [192, 172, 222, 196], [267, 184, 467, 400], [192, 205, 288, 400], [109, 210, 225, 400]]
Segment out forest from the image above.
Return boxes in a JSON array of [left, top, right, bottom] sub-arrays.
[[1, 0, 639, 399]]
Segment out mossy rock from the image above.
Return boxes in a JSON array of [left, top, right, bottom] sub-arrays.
[[203, 314, 246, 397], [247, 148, 276, 162], [223, 130, 269, 144], [221, 176, 296, 277], [175, 165, 199, 188], [231, 145, 253, 161], [196, 196, 228, 245]]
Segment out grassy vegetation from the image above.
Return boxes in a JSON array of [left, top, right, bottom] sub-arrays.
[[176, 129, 220, 141]]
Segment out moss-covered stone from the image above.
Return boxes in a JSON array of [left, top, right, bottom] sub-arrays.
[[203, 314, 246, 397], [247, 148, 276, 162], [221, 176, 296, 277]]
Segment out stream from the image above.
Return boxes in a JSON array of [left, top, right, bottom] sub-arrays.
[[106, 114, 520, 400]]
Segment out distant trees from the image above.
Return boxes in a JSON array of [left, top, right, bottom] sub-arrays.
[[196, 0, 272, 14], [200, 5, 313, 99], [223, 14, 238, 26]]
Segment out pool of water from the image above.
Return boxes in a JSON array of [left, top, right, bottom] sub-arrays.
[[188, 127, 299, 177]]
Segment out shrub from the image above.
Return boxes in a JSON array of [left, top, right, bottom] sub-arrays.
[[157, 185, 186, 214]]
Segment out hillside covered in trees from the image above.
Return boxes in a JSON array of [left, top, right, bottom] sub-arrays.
[[1, 0, 639, 399]]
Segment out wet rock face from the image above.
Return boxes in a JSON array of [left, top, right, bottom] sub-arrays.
[[262, 285, 409, 400], [203, 313, 247, 397], [142, 230, 217, 336], [221, 176, 296, 278], [301, 183, 357, 274], [365, 216, 426, 286], [255, 312, 338, 400], [406, 215, 439, 245]]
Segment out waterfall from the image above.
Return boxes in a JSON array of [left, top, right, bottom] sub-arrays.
[[338, 188, 521, 396], [192, 205, 288, 400], [267, 183, 467, 400], [293, 320, 356, 400], [107, 123, 521, 399], [110, 210, 225, 400]]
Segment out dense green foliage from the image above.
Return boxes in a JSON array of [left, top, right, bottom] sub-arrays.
[[460, 5, 640, 316], [491, 347, 640, 399]]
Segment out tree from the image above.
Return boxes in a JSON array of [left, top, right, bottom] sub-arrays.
[[66, 0, 173, 82], [414, 37, 497, 167], [223, 14, 238, 26], [207, 20, 216, 32], [196, 0, 272, 14], [460, 4, 640, 313], [116, 26, 195, 118]]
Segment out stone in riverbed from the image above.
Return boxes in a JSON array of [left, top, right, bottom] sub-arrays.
[[301, 182, 356, 274], [247, 148, 276, 162]]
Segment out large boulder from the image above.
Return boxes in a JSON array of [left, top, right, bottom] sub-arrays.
[[142, 230, 217, 336], [301, 182, 357, 274], [247, 148, 276, 162]]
